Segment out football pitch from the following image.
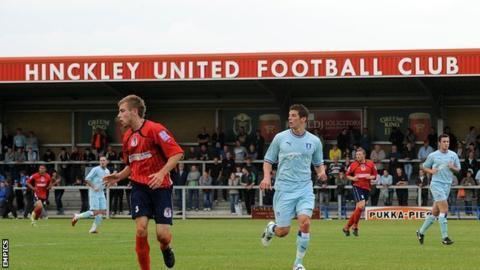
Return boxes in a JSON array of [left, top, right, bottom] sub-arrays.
[[1, 218, 479, 270]]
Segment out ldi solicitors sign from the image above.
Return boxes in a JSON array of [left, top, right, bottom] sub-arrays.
[[365, 207, 432, 220], [0, 49, 479, 82]]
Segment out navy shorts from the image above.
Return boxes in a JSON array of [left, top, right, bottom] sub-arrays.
[[130, 182, 173, 225], [352, 186, 370, 202]]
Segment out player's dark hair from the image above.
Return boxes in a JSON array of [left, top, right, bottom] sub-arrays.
[[289, 104, 309, 119], [118, 95, 146, 118], [438, 133, 449, 142]]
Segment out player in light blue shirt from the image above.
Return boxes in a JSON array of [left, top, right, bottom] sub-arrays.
[[260, 104, 327, 270], [417, 134, 460, 245], [72, 156, 111, 233]]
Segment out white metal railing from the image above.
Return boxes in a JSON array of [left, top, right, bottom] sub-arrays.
[[12, 185, 480, 220]]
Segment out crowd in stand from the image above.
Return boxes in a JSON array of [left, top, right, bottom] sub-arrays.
[[2, 124, 480, 218]]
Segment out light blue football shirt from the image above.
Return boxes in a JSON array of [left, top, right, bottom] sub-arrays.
[[85, 165, 110, 194], [422, 150, 460, 184], [264, 129, 323, 192]]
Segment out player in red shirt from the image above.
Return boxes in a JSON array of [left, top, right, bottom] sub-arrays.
[[104, 95, 184, 270], [342, 148, 377, 237], [26, 164, 53, 226]]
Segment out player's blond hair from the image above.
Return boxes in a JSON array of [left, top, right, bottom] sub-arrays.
[[118, 95, 146, 118]]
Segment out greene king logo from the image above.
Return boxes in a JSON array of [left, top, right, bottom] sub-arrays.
[[2, 239, 8, 268]]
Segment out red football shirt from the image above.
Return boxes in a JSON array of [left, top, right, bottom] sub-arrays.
[[27, 173, 52, 200], [346, 160, 377, 191], [122, 120, 184, 186]]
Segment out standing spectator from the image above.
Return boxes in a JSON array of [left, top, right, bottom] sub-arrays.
[[460, 169, 476, 215], [389, 127, 405, 150], [456, 142, 466, 160], [387, 145, 402, 176], [448, 174, 459, 215], [208, 157, 223, 203], [105, 146, 118, 172], [83, 148, 96, 177], [228, 172, 240, 214], [329, 144, 342, 161], [211, 127, 225, 149], [233, 140, 247, 162], [3, 148, 15, 176], [186, 165, 200, 211], [369, 173, 380, 207], [418, 140, 434, 162], [23, 172, 34, 218], [251, 129, 265, 159], [403, 142, 415, 181], [370, 144, 386, 173], [0, 180, 17, 218], [172, 163, 188, 210], [335, 171, 349, 218], [404, 128, 416, 146], [336, 128, 349, 153], [14, 170, 28, 214], [220, 152, 235, 201], [42, 148, 56, 172], [327, 157, 344, 180], [91, 128, 108, 155], [427, 127, 437, 150], [246, 144, 258, 160], [393, 167, 408, 206], [463, 151, 478, 176], [240, 167, 255, 215], [378, 170, 393, 206], [13, 148, 26, 180], [51, 170, 65, 215], [13, 128, 27, 151], [236, 127, 249, 147], [70, 146, 83, 182], [26, 131, 39, 153], [58, 147, 71, 185], [317, 175, 330, 219], [26, 147, 39, 175], [444, 126, 458, 151], [416, 169, 430, 206], [74, 176, 89, 213], [359, 128, 371, 155], [199, 170, 213, 211], [1, 130, 13, 154], [464, 126, 477, 147], [219, 145, 230, 161], [197, 127, 210, 148]]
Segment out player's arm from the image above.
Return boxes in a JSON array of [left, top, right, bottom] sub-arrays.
[[421, 154, 437, 175], [104, 166, 131, 187], [26, 177, 35, 191], [260, 135, 280, 191], [148, 153, 183, 189], [314, 165, 327, 181], [313, 138, 327, 181], [448, 156, 461, 172]]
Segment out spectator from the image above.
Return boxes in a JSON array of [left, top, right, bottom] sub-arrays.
[[51, 170, 65, 215], [220, 152, 235, 201], [378, 170, 393, 206], [83, 148, 96, 161], [393, 167, 408, 206], [444, 126, 458, 151], [211, 127, 225, 150], [172, 163, 188, 210], [26, 131, 39, 153], [415, 169, 430, 206], [198, 145, 210, 161], [236, 127, 249, 147], [208, 157, 222, 203], [219, 145, 230, 161], [185, 146, 197, 161], [389, 127, 405, 150], [58, 147, 71, 185], [233, 140, 247, 162], [246, 144, 258, 160], [387, 145, 402, 176], [456, 142, 466, 160], [328, 144, 342, 161], [14, 170, 28, 214], [359, 128, 371, 155], [336, 128, 349, 153], [427, 127, 438, 150], [244, 158, 259, 180], [91, 128, 108, 155], [418, 140, 434, 162], [370, 144, 386, 173], [0, 180, 17, 218], [403, 142, 415, 181], [404, 128, 416, 146], [228, 172, 240, 214], [370, 173, 380, 207], [197, 127, 210, 148], [348, 126, 361, 150], [460, 169, 476, 215], [251, 129, 265, 159], [199, 170, 213, 211], [43, 148, 56, 172], [317, 173, 330, 219], [26, 147, 38, 162], [463, 151, 478, 176], [105, 145, 119, 172], [464, 126, 477, 147], [448, 174, 459, 215], [327, 157, 343, 180], [13, 128, 27, 151], [70, 146, 83, 181], [335, 171, 349, 218], [240, 167, 255, 215], [74, 176, 89, 213], [186, 165, 200, 211], [1, 130, 13, 154]]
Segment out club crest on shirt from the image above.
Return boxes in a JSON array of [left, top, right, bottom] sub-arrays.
[[131, 136, 138, 147], [306, 143, 312, 150]]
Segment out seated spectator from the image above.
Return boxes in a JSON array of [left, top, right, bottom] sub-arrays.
[[329, 144, 342, 161], [233, 140, 247, 162], [43, 148, 56, 172], [26, 147, 38, 161], [456, 142, 466, 160], [219, 145, 230, 161], [236, 127, 248, 146], [393, 167, 408, 206], [197, 127, 210, 148], [26, 131, 39, 153], [83, 148, 96, 161], [251, 129, 265, 159], [370, 144, 386, 173], [246, 144, 258, 160], [13, 128, 26, 151], [463, 151, 477, 176], [4, 148, 14, 162], [186, 146, 198, 160], [389, 127, 404, 150], [404, 128, 416, 145], [211, 127, 225, 150], [198, 145, 210, 161], [14, 148, 26, 162], [418, 140, 434, 162]]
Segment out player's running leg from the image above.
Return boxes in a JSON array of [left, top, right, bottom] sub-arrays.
[[437, 200, 453, 245], [157, 224, 175, 269], [417, 202, 439, 245], [135, 217, 151, 270], [294, 215, 311, 270]]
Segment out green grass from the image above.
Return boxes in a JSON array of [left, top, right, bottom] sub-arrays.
[[1, 218, 479, 270]]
